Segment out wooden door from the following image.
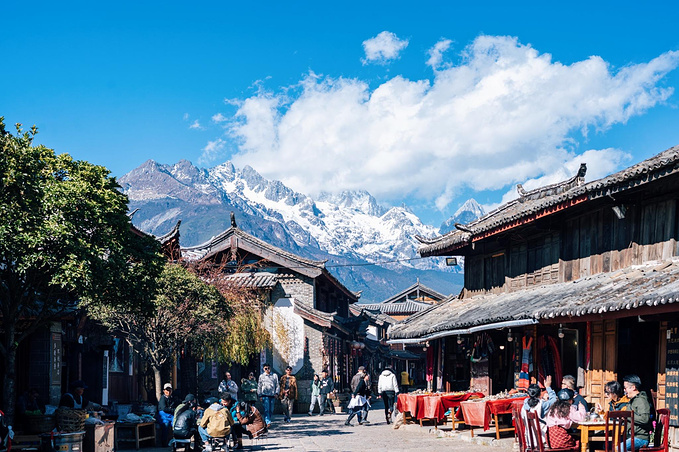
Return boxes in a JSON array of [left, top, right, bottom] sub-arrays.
[[585, 320, 617, 408]]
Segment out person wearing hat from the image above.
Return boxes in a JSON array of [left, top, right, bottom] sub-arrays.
[[174, 394, 197, 425], [58, 380, 103, 410], [623, 374, 653, 450], [173, 397, 200, 450], [544, 388, 587, 449], [157, 383, 179, 447]]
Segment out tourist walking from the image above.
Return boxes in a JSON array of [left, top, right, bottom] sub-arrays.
[[377, 367, 399, 424], [308, 375, 322, 415], [279, 366, 298, 423], [345, 374, 371, 426], [319, 369, 334, 415], [257, 364, 279, 427]]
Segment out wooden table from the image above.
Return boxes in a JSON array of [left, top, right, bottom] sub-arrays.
[[577, 420, 607, 452], [115, 422, 156, 450], [396, 392, 484, 428], [460, 396, 528, 439]]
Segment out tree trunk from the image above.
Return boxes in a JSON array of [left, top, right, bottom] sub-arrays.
[[154, 366, 162, 402], [2, 323, 18, 425]]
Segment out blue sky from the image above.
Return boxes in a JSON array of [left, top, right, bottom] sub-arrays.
[[2, 1, 679, 225]]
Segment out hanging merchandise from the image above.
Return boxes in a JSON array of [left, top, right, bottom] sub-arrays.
[[537, 335, 562, 385], [518, 334, 533, 390]]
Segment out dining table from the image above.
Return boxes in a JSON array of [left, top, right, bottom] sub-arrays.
[[396, 392, 484, 427], [459, 395, 528, 439], [577, 419, 607, 452]]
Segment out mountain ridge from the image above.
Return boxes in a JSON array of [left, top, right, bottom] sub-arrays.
[[120, 159, 482, 302]]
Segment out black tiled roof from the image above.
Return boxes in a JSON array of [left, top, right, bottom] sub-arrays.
[[418, 145, 679, 256], [388, 258, 679, 340]]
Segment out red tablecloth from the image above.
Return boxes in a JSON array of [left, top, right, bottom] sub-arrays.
[[421, 392, 485, 421], [396, 393, 428, 418], [397, 392, 485, 421], [460, 396, 527, 430]]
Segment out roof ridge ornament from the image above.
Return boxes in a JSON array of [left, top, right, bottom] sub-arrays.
[[516, 163, 587, 201]]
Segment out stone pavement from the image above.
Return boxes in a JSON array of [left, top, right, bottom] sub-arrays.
[[142, 403, 516, 452]]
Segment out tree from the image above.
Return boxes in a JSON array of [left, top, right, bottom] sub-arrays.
[[192, 262, 271, 367], [0, 118, 164, 422], [92, 263, 230, 400]]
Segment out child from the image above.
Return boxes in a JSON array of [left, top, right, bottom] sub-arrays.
[[544, 388, 586, 449]]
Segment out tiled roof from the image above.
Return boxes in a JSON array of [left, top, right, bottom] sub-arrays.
[[378, 281, 447, 304], [418, 145, 679, 256], [222, 272, 278, 289], [361, 300, 433, 315], [388, 258, 679, 340], [181, 227, 326, 267]]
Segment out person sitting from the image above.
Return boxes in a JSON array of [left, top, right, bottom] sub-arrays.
[[544, 388, 586, 449], [157, 383, 179, 447], [173, 399, 200, 450], [522, 376, 557, 441], [561, 375, 588, 411], [223, 396, 246, 450], [58, 381, 104, 410], [235, 401, 267, 439], [595, 381, 630, 413], [199, 393, 235, 450], [622, 374, 653, 450]]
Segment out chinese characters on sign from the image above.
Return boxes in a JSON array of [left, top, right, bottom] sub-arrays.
[[665, 325, 679, 426], [51, 333, 62, 385]]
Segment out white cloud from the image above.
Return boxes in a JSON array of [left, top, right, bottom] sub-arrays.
[[362, 31, 409, 65], [198, 138, 227, 165], [427, 38, 453, 70], [494, 148, 632, 207], [189, 120, 203, 130], [182, 113, 190, 121], [219, 35, 678, 210], [212, 113, 228, 123]]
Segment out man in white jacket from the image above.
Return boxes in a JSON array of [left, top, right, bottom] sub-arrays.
[[377, 368, 399, 424]]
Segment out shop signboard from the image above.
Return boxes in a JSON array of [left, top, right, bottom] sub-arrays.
[[665, 324, 679, 426]]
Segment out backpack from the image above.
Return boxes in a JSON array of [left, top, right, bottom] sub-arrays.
[[206, 408, 232, 437]]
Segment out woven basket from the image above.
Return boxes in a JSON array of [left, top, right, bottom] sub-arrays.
[[25, 414, 56, 434], [56, 408, 87, 433]]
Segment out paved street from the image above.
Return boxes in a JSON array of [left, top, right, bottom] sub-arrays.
[[250, 410, 512, 452], [148, 400, 515, 452]]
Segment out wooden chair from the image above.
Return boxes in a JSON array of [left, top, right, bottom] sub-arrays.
[[606, 410, 634, 452], [525, 412, 579, 452], [640, 408, 669, 452], [512, 405, 528, 452]]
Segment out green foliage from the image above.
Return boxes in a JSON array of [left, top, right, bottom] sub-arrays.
[[0, 117, 164, 348], [212, 307, 271, 366], [93, 263, 231, 371]]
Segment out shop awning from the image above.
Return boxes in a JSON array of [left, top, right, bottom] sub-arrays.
[[388, 258, 679, 343]]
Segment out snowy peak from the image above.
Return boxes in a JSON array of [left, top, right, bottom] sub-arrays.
[[439, 198, 485, 234], [121, 158, 463, 301], [318, 190, 385, 217]]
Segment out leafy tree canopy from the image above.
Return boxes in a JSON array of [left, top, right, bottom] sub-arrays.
[[0, 117, 164, 419]]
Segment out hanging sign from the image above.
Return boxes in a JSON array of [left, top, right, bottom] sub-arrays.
[[665, 324, 679, 426]]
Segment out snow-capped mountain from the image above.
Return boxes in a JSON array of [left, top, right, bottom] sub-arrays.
[[119, 159, 465, 301], [439, 198, 486, 235]]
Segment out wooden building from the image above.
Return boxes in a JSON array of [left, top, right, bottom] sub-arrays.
[[389, 145, 679, 443], [181, 224, 360, 411]]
